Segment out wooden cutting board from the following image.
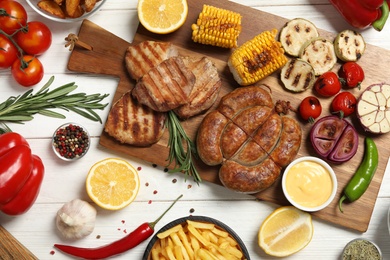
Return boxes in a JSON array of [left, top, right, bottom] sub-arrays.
[[0, 225, 38, 259], [67, 0, 390, 232]]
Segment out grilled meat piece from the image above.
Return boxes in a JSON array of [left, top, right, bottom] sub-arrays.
[[125, 41, 178, 81], [132, 56, 196, 112], [104, 91, 166, 146], [174, 57, 222, 119]]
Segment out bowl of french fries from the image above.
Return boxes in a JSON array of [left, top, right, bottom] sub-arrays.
[[26, 0, 106, 22], [143, 216, 250, 260]]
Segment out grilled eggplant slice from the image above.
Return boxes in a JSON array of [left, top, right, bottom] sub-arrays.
[[280, 58, 316, 92], [279, 18, 319, 57], [334, 29, 366, 62], [299, 37, 337, 76]]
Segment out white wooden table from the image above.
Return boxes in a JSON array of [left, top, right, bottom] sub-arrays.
[[1, 1, 390, 259]]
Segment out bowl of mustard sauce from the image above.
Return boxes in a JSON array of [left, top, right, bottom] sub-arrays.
[[282, 156, 337, 212]]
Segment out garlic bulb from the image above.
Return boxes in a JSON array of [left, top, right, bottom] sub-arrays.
[[56, 199, 97, 239]]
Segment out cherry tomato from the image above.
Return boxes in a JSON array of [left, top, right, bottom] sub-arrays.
[[314, 71, 341, 97], [0, 0, 27, 35], [13, 21, 52, 56], [299, 96, 322, 122], [338, 62, 365, 89], [11, 55, 44, 87], [0, 34, 18, 69], [331, 92, 357, 117]]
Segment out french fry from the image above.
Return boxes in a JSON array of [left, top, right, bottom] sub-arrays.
[[157, 224, 183, 239], [186, 220, 214, 229], [150, 220, 245, 260], [187, 224, 210, 246]]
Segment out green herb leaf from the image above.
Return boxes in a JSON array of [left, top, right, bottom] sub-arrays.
[[166, 111, 201, 183], [0, 77, 110, 129]]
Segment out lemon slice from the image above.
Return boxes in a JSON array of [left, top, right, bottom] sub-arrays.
[[258, 206, 313, 257], [137, 0, 188, 34], [86, 158, 140, 210]]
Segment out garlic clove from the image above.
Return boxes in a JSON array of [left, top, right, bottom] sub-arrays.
[[56, 198, 97, 240]]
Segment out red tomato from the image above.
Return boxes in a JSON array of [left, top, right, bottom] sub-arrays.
[[314, 71, 341, 97], [0, 0, 27, 35], [338, 62, 365, 89], [331, 92, 357, 117], [0, 34, 18, 69], [299, 96, 322, 122], [13, 21, 52, 56], [11, 55, 44, 87]]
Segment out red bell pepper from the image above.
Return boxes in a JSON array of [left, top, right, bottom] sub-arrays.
[[329, 0, 389, 31], [0, 155, 44, 215], [0, 132, 45, 216]]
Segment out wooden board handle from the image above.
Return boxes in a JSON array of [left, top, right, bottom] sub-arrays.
[[0, 225, 38, 260]]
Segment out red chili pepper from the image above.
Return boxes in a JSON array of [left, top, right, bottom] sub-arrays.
[[338, 62, 365, 89], [54, 194, 183, 259], [329, 0, 389, 31], [0, 155, 45, 215]]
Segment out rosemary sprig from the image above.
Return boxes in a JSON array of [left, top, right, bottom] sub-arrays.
[[0, 76, 109, 132], [166, 111, 202, 184]]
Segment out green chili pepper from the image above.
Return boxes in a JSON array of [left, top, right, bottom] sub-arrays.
[[339, 137, 378, 213]]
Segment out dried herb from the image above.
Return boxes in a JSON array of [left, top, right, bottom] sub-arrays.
[[343, 239, 381, 260], [166, 111, 201, 184], [0, 76, 109, 133]]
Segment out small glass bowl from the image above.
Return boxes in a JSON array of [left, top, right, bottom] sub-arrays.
[[282, 156, 337, 212], [26, 0, 107, 23], [52, 122, 90, 161], [342, 238, 382, 260]]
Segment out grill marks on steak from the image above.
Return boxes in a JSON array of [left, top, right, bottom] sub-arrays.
[[174, 57, 222, 119], [125, 41, 179, 81], [132, 56, 196, 112], [104, 91, 166, 147]]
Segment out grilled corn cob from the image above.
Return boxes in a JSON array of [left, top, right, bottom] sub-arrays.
[[228, 29, 288, 86], [191, 5, 242, 48]]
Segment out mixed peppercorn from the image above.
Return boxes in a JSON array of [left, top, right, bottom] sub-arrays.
[[53, 124, 90, 160]]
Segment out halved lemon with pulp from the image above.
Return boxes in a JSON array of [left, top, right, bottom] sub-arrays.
[[258, 206, 313, 257], [137, 0, 188, 34], [86, 158, 140, 210]]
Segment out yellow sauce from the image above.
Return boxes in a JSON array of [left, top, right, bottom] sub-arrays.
[[285, 160, 333, 208]]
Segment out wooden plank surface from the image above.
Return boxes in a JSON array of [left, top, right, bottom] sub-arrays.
[[67, 0, 390, 232]]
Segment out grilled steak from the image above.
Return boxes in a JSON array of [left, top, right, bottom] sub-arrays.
[[174, 57, 222, 119], [104, 91, 166, 146], [125, 41, 178, 81], [132, 56, 196, 112]]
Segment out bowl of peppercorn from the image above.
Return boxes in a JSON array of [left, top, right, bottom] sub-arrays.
[[52, 123, 90, 161]]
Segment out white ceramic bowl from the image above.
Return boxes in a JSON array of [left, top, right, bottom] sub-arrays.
[[26, 0, 107, 23], [282, 156, 337, 212], [52, 122, 90, 161]]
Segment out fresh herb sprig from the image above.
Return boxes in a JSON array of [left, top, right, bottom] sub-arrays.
[[166, 111, 201, 184], [0, 76, 109, 133]]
